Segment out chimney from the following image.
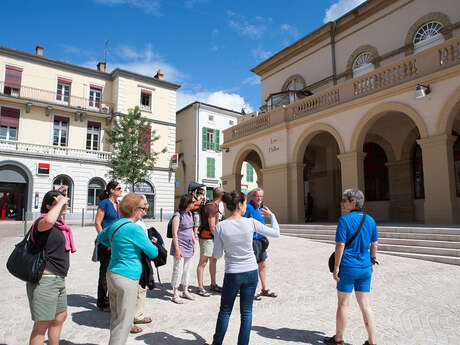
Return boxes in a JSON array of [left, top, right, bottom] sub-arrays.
[[97, 61, 106, 72], [35, 45, 44, 56], [154, 69, 164, 80]]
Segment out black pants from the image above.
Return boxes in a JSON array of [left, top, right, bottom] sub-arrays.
[[97, 243, 111, 308]]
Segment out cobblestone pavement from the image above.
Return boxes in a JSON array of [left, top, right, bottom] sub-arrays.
[[1, 222, 459, 345]]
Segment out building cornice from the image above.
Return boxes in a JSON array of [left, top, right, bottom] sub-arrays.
[[177, 101, 242, 118]]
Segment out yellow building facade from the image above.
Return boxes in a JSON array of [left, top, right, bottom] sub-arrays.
[[0, 45, 179, 220], [221, 0, 460, 224]]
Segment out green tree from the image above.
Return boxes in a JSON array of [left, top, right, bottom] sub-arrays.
[[105, 106, 166, 190]]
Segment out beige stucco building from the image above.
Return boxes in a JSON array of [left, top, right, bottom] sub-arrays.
[[0, 45, 179, 220], [221, 0, 460, 224]]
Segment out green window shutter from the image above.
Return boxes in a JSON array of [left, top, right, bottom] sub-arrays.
[[202, 127, 207, 150], [206, 187, 213, 200], [211, 157, 215, 178], [207, 157, 215, 178], [246, 164, 253, 182], [215, 129, 220, 152]]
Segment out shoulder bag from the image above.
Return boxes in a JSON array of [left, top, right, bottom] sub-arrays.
[[328, 214, 366, 273], [6, 220, 47, 284]]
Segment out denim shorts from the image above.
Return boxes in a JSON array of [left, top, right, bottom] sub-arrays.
[[252, 238, 267, 263], [337, 266, 372, 293]]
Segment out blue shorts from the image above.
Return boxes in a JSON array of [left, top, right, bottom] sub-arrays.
[[337, 266, 372, 293]]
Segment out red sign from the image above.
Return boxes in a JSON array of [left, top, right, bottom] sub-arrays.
[[37, 163, 50, 175]]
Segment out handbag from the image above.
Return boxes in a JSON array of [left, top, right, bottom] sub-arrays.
[[153, 242, 168, 267], [260, 236, 269, 251], [91, 239, 99, 262], [328, 214, 366, 273], [6, 222, 47, 284]]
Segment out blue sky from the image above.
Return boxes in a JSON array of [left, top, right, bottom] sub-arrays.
[[2, 0, 365, 112]]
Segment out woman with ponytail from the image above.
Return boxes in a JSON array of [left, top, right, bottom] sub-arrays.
[[203, 191, 280, 345], [94, 180, 122, 312]]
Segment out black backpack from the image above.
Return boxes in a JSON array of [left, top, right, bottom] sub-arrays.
[[166, 212, 182, 238]]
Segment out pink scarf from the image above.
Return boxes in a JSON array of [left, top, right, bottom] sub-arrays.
[[31, 214, 77, 253]]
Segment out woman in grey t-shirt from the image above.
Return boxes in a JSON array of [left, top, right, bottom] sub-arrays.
[[203, 191, 280, 345]]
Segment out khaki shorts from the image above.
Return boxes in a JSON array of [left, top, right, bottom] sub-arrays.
[[27, 275, 67, 321], [199, 238, 214, 257]]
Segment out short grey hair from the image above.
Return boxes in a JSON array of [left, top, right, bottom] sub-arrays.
[[343, 189, 365, 209], [247, 187, 264, 202]]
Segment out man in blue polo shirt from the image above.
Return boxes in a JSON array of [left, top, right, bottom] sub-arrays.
[[244, 188, 278, 300]]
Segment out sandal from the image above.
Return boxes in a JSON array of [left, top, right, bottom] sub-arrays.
[[210, 284, 222, 292], [181, 292, 195, 300], [197, 288, 211, 297], [171, 296, 184, 304], [260, 289, 278, 298], [254, 293, 262, 301], [134, 316, 152, 324], [130, 325, 143, 334], [323, 335, 344, 345]]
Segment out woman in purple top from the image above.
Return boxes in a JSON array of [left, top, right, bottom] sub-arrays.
[[170, 194, 196, 304]]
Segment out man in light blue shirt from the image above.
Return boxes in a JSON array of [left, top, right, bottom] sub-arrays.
[[244, 188, 278, 300]]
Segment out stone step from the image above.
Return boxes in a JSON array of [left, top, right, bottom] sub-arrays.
[[280, 226, 460, 235], [380, 251, 460, 266], [377, 244, 460, 257]]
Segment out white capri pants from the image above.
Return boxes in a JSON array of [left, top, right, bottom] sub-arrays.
[[171, 256, 193, 288]]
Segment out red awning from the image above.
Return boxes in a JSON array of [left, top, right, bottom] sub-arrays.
[[0, 107, 20, 127], [90, 84, 103, 90], [58, 77, 72, 84], [4, 66, 22, 89]]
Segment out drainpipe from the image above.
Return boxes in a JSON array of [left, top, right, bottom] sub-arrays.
[[195, 103, 200, 184], [330, 21, 338, 86]]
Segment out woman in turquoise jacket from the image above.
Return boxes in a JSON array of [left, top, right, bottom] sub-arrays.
[[97, 193, 158, 345]]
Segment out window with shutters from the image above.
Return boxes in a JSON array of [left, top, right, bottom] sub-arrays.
[[86, 121, 101, 151], [3, 65, 22, 96], [206, 157, 215, 178], [141, 125, 152, 153], [206, 187, 213, 200], [53, 116, 69, 147], [246, 163, 254, 182], [202, 127, 220, 152], [0, 107, 20, 141]]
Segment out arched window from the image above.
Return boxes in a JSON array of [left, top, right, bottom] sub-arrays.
[[352, 52, 375, 78], [413, 21, 444, 53], [282, 75, 306, 91], [413, 144, 425, 199], [88, 178, 106, 207], [52, 175, 73, 210], [364, 143, 389, 201], [134, 181, 155, 219]]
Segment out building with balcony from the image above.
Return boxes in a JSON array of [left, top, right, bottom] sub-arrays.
[[221, 0, 460, 224], [0, 45, 180, 221], [175, 102, 242, 206]]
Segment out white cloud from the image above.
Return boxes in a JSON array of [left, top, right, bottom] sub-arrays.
[[243, 75, 260, 85], [323, 0, 366, 23], [177, 90, 253, 113], [93, 0, 161, 15], [227, 11, 267, 39], [281, 24, 301, 40], [251, 46, 272, 61]]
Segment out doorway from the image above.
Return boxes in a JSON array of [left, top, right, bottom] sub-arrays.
[[0, 190, 19, 220]]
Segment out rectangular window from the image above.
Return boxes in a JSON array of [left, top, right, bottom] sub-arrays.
[[209, 115, 214, 121], [0, 107, 20, 141], [140, 89, 152, 111], [86, 121, 101, 151], [56, 78, 71, 104], [229, 120, 234, 125], [206, 157, 215, 178], [202, 127, 220, 152], [53, 116, 69, 147], [89, 85, 102, 109], [246, 163, 254, 182], [4, 65, 22, 96]]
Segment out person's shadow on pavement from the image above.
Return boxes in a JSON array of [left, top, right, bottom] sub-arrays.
[[252, 325, 327, 344], [136, 329, 206, 344], [56, 341, 98, 345], [146, 282, 174, 301], [67, 293, 110, 330]]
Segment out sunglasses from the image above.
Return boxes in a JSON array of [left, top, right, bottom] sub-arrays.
[[138, 206, 148, 211], [115, 186, 122, 191]]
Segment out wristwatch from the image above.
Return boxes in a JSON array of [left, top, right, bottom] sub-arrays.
[[370, 256, 379, 265]]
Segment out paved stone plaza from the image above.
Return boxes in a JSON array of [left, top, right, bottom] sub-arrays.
[[1, 222, 459, 345]]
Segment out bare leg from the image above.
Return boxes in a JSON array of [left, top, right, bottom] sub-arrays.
[[335, 291, 351, 342], [356, 291, 377, 344], [29, 320, 52, 345], [47, 311, 67, 345], [209, 257, 217, 286], [196, 255, 209, 290], [258, 260, 267, 291]]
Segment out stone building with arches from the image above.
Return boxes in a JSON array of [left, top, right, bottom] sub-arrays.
[[221, 0, 460, 224]]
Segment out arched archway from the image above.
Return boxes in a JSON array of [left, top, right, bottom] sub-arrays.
[[53, 174, 74, 212], [134, 181, 156, 219], [232, 144, 265, 193], [0, 160, 33, 220], [87, 177, 106, 208]]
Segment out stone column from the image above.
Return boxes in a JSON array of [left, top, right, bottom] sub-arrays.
[[220, 173, 242, 193], [417, 134, 458, 224], [287, 162, 304, 223], [337, 152, 367, 192], [261, 164, 290, 223], [387, 159, 414, 221]]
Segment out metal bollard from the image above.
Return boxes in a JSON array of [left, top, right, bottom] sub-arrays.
[[160, 208, 163, 222], [23, 209, 27, 237], [81, 208, 85, 227]]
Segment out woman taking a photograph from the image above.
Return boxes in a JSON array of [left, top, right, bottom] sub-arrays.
[[97, 193, 158, 345], [94, 180, 122, 312], [27, 189, 76, 345], [203, 191, 280, 345], [170, 194, 196, 304], [324, 189, 379, 345]]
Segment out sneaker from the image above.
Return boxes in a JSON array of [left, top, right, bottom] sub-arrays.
[[324, 335, 344, 345]]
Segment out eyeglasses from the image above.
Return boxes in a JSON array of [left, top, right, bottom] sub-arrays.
[[138, 206, 148, 211]]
